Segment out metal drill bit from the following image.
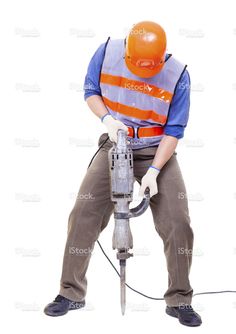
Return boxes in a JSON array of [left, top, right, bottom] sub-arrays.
[[120, 260, 126, 315]]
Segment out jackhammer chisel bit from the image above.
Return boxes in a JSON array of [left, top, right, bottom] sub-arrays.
[[108, 129, 150, 315]]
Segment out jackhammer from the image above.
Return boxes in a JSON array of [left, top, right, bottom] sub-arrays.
[[108, 129, 150, 315]]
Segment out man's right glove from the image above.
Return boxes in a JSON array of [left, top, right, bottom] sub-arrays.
[[102, 113, 128, 143], [138, 166, 160, 198]]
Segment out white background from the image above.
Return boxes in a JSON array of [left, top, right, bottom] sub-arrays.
[[1, 0, 236, 333]]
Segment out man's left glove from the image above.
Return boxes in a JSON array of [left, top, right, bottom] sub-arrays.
[[102, 113, 128, 143], [138, 166, 160, 198]]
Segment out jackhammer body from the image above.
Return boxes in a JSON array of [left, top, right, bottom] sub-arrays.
[[108, 130, 150, 315]]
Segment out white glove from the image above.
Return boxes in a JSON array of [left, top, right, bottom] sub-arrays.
[[138, 166, 160, 198], [102, 114, 128, 143]]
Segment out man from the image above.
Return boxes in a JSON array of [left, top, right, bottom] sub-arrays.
[[44, 21, 202, 327]]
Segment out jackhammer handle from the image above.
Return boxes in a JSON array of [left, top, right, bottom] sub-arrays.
[[129, 187, 150, 218], [117, 129, 126, 141]]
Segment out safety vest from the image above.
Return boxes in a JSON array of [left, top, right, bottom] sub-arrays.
[[100, 38, 186, 150]]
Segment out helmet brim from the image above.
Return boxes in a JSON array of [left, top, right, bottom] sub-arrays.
[[125, 55, 164, 78]]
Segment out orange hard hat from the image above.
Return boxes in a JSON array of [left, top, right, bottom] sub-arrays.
[[125, 21, 167, 78]]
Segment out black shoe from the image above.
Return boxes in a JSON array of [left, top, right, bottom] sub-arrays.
[[166, 305, 202, 327], [44, 295, 85, 317]]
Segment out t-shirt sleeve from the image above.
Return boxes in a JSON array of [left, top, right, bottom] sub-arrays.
[[83, 42, 107, 100], [163, 69, 191, 139]]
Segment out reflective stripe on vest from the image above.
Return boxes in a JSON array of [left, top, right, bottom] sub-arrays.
[[100, 38, 186, 149]]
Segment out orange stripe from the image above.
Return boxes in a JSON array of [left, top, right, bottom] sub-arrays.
[[127, 127, 134, 137], [100, 73, 173, 103], [102, 96, 167, 125], [127, 126, 164, 138], [138, 127, 164, 138]]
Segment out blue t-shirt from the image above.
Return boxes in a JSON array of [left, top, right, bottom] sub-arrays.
[[84, 42, 190, 139]]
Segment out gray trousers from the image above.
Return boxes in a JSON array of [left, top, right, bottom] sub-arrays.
[[59, 133, 194, 307]]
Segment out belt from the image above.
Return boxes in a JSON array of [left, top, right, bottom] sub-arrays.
[[127, 126, 164, 138]]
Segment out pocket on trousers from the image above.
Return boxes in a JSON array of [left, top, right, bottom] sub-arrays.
[[98, 133, 109, 147]]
